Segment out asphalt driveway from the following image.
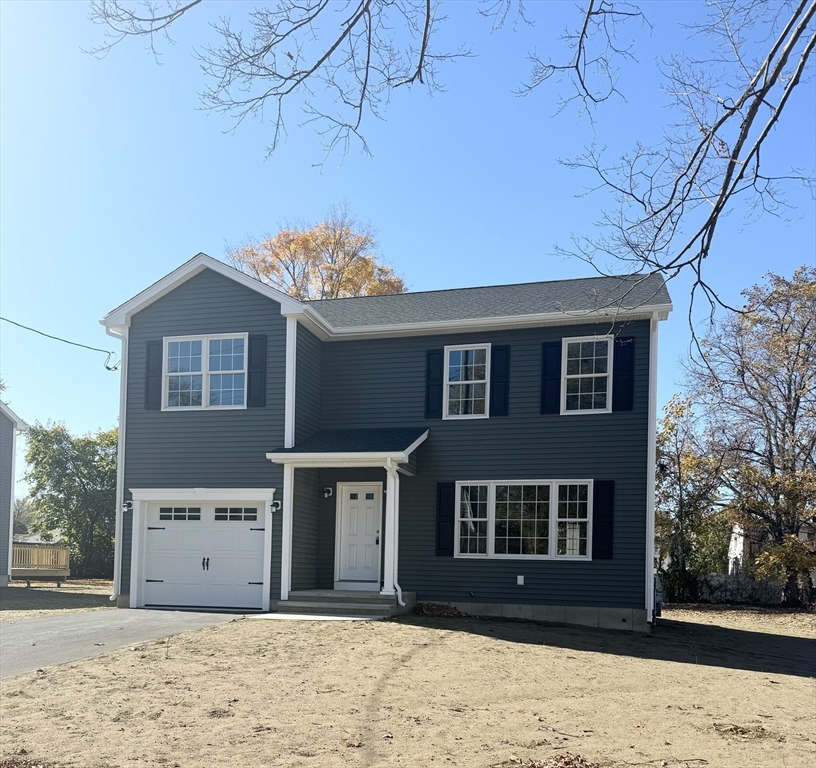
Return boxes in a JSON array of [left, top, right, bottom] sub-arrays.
[[0, 609, 236, 679]]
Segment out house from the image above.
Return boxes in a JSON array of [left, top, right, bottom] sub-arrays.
[[1, 400, 28, 587], [101, 253, 672, 631]]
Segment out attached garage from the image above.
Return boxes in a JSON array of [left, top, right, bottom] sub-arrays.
[[129, 489, 276, 611]]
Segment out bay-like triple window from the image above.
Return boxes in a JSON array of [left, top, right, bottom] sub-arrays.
[[163, 333, 248, 410], [455, 480, 592, 559]]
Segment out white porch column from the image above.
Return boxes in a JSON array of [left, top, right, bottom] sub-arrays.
[[381, 464, 399, 596], [281, 463, 294, 600]]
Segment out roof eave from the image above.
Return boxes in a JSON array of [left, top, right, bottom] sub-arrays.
[[0, 401, 28, 432], [101, 253, 305, 329], [307, 302, 674, 340]]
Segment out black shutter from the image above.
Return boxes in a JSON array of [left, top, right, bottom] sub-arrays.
[[612, 337, 635, 411], [436, 482, 456, 556], [540, 341, 561, 414], [145, 340, 163, 410], [592, 480, 615, 559], [489, 345, 511, 417], [425, 349, 444, 419], [247, 334, 267, 408]]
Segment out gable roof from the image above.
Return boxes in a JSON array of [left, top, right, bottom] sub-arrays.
[[101, 253, 304, 331], [0, 401, 28, 432], [101, 252, 672, 339]]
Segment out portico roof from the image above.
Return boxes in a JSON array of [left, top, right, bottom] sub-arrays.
[[266, 427, 428, 467]]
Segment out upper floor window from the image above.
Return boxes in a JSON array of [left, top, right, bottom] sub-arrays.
[[163, 334, 247, 410], [443, 344, 491, 419], [562, 337, 612, 414]]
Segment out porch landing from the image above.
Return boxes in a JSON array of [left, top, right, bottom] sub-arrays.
[[272, 589, 416, 618]]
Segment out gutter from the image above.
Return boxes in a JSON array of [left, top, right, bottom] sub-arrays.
[[104, 324, 129, 603]]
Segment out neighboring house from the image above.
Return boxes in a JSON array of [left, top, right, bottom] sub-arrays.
[[0, 401, 28, 587], [101, 253, 672, 631]]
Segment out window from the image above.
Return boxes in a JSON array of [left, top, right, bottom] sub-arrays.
[[215, 507, 258, 521], [454, 480, 592, 559], [562, 337, 612, 414], [443, 344, 491, 419], [159, 507, 201, 521], [163, 334, 248, 410]]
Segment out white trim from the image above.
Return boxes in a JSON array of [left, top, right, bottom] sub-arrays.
[[130, 488, 277, 502], [333, 481, 384, 590], [442, 343, 491, 420], [284, 317, 297, 448], [128, 488, 276, 610], [0, 401, 28, 431], [102, 253, 304, 328], [560, 335, 614, 415], [306, 303, 675, 341], [161, 332, 248, 411], [281, 465, 294, 600], [105, 326, 128, 600], [453, 479, 594, 561], [646, 313, 659, 622], [382, 470, 397, 595]]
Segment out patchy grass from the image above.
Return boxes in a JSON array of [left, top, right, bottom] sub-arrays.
[[1, 606, 814, 768]]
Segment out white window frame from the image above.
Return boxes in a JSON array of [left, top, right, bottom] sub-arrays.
[[442, 343, 491, 420], [162, 332, 249, 411], [560, 335, 613, 415], [453, 479, 594, 561]]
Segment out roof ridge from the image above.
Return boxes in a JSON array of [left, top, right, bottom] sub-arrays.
[[305, 272, 657, 305]]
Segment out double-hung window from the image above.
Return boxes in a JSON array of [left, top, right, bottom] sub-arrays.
[[444, 343, 490, 419], [454, 480, 593, 559], [163, 333, 248, 410], [562, 336, 612, 414]]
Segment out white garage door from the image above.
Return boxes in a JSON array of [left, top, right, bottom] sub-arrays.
[[142, 502, 265, 610]]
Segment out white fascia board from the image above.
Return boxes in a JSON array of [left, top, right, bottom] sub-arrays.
[[303, 303, 674, 341], [0, 401, 28, 432], [130, 488, 277, 502], [101, 253, 304, 328], [266, 451, 409, 465]]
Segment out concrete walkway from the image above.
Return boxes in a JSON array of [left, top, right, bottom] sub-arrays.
[[0, 609, 236, 679]]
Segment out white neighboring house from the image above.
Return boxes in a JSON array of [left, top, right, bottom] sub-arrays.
[[0, 401, 28, 587]]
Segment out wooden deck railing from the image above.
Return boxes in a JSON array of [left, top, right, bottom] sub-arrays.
[[12, 543, 70, 571]]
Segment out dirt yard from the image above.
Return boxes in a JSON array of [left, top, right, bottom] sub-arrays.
[[0, 581, 114, 623], [1, 606, 814, 768]]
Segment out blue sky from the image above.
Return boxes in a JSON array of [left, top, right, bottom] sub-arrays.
[[1, 1, 814, 491]]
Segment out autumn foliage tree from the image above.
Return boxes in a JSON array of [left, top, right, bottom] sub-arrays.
[[686, 266, 816, 604], [227, 205, 405, 300]]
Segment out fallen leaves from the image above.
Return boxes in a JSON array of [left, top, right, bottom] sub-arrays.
[[412, 602, 469, 618]]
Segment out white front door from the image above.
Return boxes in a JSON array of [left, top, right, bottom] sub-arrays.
[[335, 483, 382, 591], [142, 502, 266, 610]]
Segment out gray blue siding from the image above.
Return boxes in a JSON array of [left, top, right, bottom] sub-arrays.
[[0, 412, 13, 582], [120, 268, 285, 595], [317, 320, 651, 609], [291, 468, 320, 590], [295, 326, 322, 443]]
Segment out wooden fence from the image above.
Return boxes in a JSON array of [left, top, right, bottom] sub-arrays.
[[12, 543, 70, 571]]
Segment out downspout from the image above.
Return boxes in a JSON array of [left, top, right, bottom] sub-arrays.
[[386, 458, 406, 607], [645, 312, 659, 623], [105, 325, 128, 603]]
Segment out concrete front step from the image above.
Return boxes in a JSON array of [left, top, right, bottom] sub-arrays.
[[274, 590, 416, 617]]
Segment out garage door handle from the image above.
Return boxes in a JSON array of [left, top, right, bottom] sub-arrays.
[[146, 579, 164, 583], [206, 557, 209, 570], [250, 528, 265, 531], [202, 557, 206, 571], [148, 527, 165, 530], [248, 581, 263, 585]]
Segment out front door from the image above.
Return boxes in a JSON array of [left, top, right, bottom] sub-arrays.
[[335, 483, 382, 591]]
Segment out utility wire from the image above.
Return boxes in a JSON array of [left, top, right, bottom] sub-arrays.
[[1, 316, 120, 371]]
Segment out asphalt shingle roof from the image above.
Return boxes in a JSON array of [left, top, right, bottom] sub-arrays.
[[273, 427, 428, 454], [306, 272, 671, 329]]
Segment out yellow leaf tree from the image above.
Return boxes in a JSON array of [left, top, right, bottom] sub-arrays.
[[227, 204, 405, 300]]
